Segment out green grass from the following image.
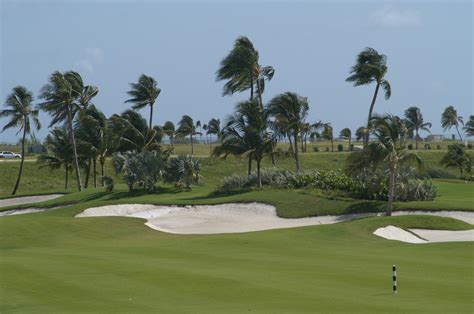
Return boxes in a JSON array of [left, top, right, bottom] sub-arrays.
[[0, 204, 472, 313]]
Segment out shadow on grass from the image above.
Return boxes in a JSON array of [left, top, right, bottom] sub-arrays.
[[345, 201, 386, 214]]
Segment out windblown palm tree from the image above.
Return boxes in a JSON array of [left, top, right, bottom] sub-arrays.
[[109, 109, 161, 152], [38, 127, 74, 190], [214, 100, 274, 187], [176, 115, 201, 155], [217, 36, 274, 107], [404, 106, 431, 150], [346, 47, 391, 146], [322, 124, 334, 152], [205, 118, 222, 139], [267, 92, 309, 172], [441, 106, 464, 141], [163, 121, 176, 153], [339, 128, 352, 151], [346, 114, 423, 216], [39, 71, 97, 191], [355, 126, 368, 142], [464, 115, 474, 137], [1, 86, 41, 195], [126, 74, 161, 129]]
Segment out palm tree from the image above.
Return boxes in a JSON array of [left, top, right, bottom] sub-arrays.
[[205, 118, 222, 139], [404, 106, 431, 150], [267, 92, 309, 173], [346, 114, 423, 216], [346, 47, 391, 146], [38, 127, 74, 190], [163, 121, 176, 153], [322, 124, 334, 152], [440, 144, 472, 177], [464, 115, 474, 137], [214, 100, 274, 187], [441, 106, 464, 141], [217, 36, 274, 107], [1, 86, 41, 195], [125, 74, 161, 129], [176, 115, 201, 155], [355, 126, 367, 142], [109, 109, 161, 152], [339, 128, 352, 151], [39, 71, 97, 192]]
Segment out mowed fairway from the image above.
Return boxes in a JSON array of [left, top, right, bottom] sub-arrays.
[[0, 205, 473, 313]]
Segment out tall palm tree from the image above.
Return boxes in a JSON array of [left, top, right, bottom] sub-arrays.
[[322, 124, 334, 152], [163, 121, 176, 153], [404, 106, 431, 150], [346, 114, 423, 216], [441, 106, 464, 141], [1, 86, 41, 195], [267, 92, 309, 173], [125, 74, 161, 129], [214, 100, 274, 187], [176, 115, 201, 155], [205, 118, 222, 139], [355, 126, 367, 142], [217, 36, 274, 107], [346, 47, 391, 146], [39, 71, 97, 192], [339, 128, 352, 151], [38, 127, 74, 190], [464, 115, 474, 137]]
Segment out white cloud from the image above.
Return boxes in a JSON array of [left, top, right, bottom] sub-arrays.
[[370, 6, 422, 28], [74, 48, 104, 73]]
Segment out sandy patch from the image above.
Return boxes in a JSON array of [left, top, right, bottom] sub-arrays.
[[374, 225, 473, 243], [76, 203, 374, 234], [0, 194, 63, 208]]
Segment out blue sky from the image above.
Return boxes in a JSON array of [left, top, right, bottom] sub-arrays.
[[1, 0, 472, 142]]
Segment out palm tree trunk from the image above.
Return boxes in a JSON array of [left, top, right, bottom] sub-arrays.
[[366, 82, 380, 147], [331, 137, 334, 152], [65, 166, 69, 190], [84, 158, 91, 189], [257, 158, 262, 188], [67, 105, 83, 191], [415, 128, 419, 150], [191, 134, 194, 155], [11, 125, 27, 195], [100, 159, 105, 186], [294, 132, 300, 173], [256, 78, 264, 108], [250, 72, 254, 101], [455, 125, 463, 142], [248, 156, 252, 176], [93, 158, 97, 188], [171, 136, 175, 154], [386, 169, 396, 216], [348, 136, 351, 152], [288, 135, 294, 154], [149, 103, 154, 129]]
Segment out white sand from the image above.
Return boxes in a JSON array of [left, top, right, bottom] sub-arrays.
[[374, 225, 474, 243], [373, 225, 427, 243], [76, 203, 374, 234], [0, 194, 63, 208]]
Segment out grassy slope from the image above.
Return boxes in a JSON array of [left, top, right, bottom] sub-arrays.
[[0, 208, 472, 313]]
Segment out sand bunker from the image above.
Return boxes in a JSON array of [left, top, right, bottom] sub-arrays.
[[76, 203, 374, 234], [76, 203, 474, 238], [374, 225, 473, 244], [0, 194, 63, 208]]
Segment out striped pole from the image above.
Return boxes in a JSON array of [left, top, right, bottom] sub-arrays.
[[392, 265, 397, 294]]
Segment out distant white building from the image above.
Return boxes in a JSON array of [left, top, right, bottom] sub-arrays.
[[426, 134, 445, 141]]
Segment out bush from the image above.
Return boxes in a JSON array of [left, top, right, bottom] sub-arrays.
[[425, 166, 458, 179], [468, 143, 473, 149], [424, 144, 431, 150], [337, 144, 344, 152], [407, 144, 413, 150], [437, 145, 441, 150], [103, 176, 114, 192], [313, 146, 319, 152], [165, 155, 201, 189], [325, 147, 330, 152]]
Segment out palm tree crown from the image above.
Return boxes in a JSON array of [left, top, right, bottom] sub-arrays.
[[464, 115, 474, 137], [176, 115, 201, 155], [441, 106, 464, 141], [126, 74, 161, 129]]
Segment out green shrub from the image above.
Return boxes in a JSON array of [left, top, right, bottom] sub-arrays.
[[165, 155, 201, 189], [103, 176, 114, 192], [468, 143, 473, 149], [407, 144, 413, 150], [437, 145, 441, 150], [337, 144, 344, 152], [313, 146, 319, 152]]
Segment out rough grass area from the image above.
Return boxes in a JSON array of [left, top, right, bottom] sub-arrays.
[[0, 208, 472, 313]]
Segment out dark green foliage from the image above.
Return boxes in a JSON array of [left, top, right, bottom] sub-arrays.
[[103, 176, 114, 192], [408, 144, 413, 150], [165, 155, 202, 189], [440, 144, 472, 177], [337, 144, 344, 152], [313, 146, 319, 152]]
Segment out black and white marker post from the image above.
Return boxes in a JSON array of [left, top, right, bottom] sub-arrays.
[[392, 265, 397, 294]]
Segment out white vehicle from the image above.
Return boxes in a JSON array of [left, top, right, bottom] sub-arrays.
[[0, 151, 22, 159]]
